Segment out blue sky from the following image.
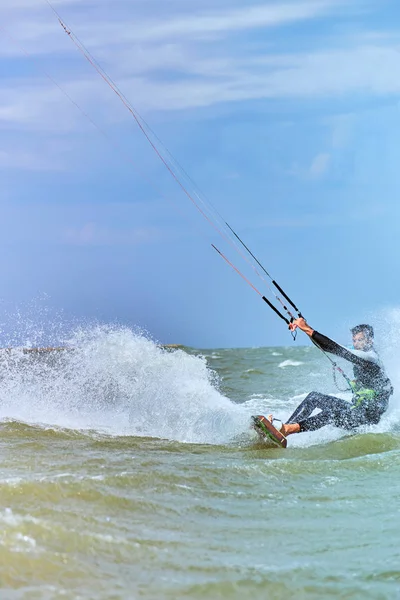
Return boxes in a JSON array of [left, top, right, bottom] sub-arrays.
[[1, 0, 400, 348]]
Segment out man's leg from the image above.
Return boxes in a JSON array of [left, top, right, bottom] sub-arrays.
[[298, 396, 357, 431], [286, 391, 343, 424]]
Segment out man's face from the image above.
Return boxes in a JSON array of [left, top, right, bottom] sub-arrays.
[[352, 331, 372, 351]]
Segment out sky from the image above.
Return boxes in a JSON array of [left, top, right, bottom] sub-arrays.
[[1, 0, 400, 348]]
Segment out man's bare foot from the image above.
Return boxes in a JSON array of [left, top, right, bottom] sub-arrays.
[[281, 423, 300, 436], [268, 415, 300, 437]]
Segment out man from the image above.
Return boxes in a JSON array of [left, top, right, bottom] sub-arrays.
[[270, 318, 393, 438]]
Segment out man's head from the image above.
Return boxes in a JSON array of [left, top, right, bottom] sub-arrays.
[[351, 324, 374, 351]]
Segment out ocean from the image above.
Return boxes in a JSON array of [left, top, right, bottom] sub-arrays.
[[1, 324, 400, 599]]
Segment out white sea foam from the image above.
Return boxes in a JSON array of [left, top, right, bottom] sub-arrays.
[[278, 359, 304, 368], [0, 325, 249, 445]]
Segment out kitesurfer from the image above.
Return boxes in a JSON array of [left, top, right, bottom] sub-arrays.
[[271, 319, 393, 437]]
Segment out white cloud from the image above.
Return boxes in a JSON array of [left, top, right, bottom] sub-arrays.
[[0, 0, 397, 174], [0, 0, 386, 116], [0, 45, 388, 128], [330, 113, 355, 149], [0, 199, 170, 245], [5, 31, 400, 123], [81, 0, 340, 44], [0, 148, 64, 170], [286, 152, 331, 180], [0, 0, 341, 60], [0, 0, 341, 42], [247, 203, 389, 229], [63, 222, 162, 246], [127, 43, 400, 111], [309, 153, 330, 178]]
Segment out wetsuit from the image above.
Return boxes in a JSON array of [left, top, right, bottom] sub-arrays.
[[286, 330, 393, 432]]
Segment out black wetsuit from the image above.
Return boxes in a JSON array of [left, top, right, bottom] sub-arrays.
[[286, 330, 393, 432]]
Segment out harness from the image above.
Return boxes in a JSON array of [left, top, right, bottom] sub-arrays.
[[349, 380, 378, 409]]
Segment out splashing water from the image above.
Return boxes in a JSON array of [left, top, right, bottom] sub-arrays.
[[0, 325, 249, 444], [1, 302, 399, 449]]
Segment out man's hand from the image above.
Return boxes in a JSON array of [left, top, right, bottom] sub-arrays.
[[289, 318, 314, 337]]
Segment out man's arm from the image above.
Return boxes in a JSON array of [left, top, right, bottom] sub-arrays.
[[290, 318, 378, 366], [311, 331, 378, 366]]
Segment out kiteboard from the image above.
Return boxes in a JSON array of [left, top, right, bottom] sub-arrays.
[[252, 415, 287, 449]]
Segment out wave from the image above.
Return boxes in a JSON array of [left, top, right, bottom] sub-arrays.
[[0, 325, 250, 445], [278, 360, 304, 369]]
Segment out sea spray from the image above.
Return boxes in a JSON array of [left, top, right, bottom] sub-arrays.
[[0, 325, 249, 444], [1, 303, 399, 448]]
